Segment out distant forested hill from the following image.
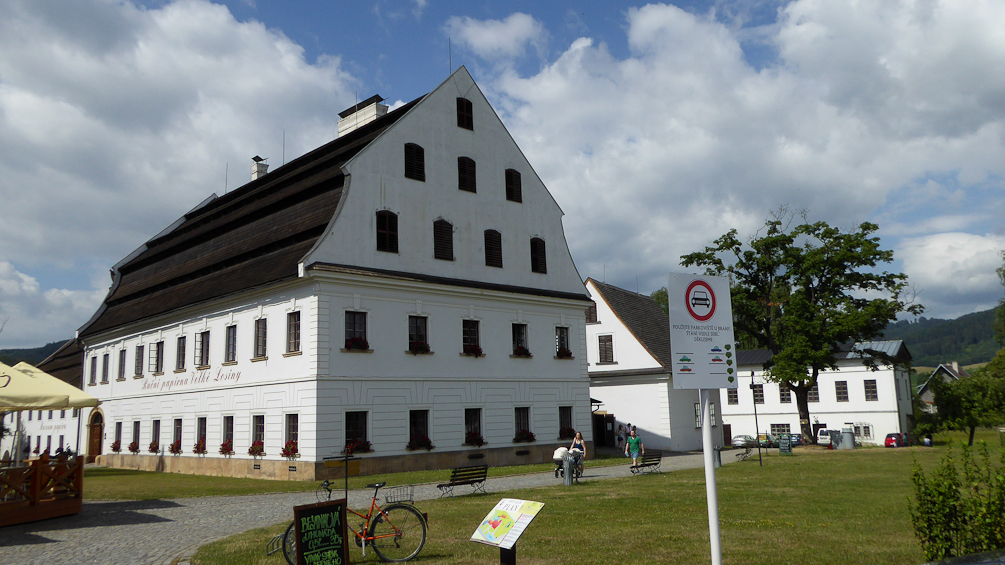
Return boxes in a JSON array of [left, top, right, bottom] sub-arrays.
[[0, 341, 66, 366], [881, 309, 999, 367]]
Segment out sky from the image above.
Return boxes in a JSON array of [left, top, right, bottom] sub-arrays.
[[1, 0, 1004, 349]]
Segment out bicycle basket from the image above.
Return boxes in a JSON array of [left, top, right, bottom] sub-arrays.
[[383, 485, 415, 504]]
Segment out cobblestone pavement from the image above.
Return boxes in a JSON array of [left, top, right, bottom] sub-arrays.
[[0, 451, 730, 564]]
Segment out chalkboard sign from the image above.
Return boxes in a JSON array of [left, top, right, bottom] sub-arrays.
[[293, 499, 349, 565], [779, 434, 792, 455]]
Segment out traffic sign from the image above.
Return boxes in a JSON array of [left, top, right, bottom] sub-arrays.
[[668, 273, 736, 390]]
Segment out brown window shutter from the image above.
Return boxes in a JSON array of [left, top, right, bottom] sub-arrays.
[[484, 229, 502, 267], [586, 302, 598, 323], [599, 335, 614, 363], [530, 237, 546, 273], [376, 210, 398, 253], [505, 169, 522, 202], [404, 143, 425, 181], [457, 97, 473, 130], [458, 157, 476, 192], [434, 219, 453, 260]]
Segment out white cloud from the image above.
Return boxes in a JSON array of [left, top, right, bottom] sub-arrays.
[[0, 262, 105, 348], [444, 13, 547, 62], [898, 233, 1005, 318]]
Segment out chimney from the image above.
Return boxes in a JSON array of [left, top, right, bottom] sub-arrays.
[[251, 156, 268, 180], [951, 361, 959, 373], [337, 95, 388, 137]]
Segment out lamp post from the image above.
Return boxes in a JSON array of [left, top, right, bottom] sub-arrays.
[[750, 373, 762, 467]]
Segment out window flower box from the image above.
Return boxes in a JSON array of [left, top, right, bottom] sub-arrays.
[[464, 432, 485, 447], [169, 439, 182, 455], [219, 439, 234, 456], [344, 337, 369, 351], [110, 440, 121, 453], [248, 440, 265, 457], [342, 438, 372, 455], [512, 346, 532, 358], [462, 344, 483, 357], [281, 440, 299, 459], [558, 427, 576, 440], [128, 441, 140, 454], [193, 436, 207, 455], [406, 434, 434, 451], [148, 441, 160, 454], [513, 429, 536, 443], [408, 341, 431, 354], [556, 347, 573, 359]]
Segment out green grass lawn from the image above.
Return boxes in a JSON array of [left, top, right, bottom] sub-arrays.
[[188, 431, 1005, 565]]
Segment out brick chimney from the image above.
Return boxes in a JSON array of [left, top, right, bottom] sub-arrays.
[[337, 95, 387, 137], [251, 156, 268, 180]]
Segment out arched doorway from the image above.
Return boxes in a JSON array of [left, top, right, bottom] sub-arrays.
[[87, 411, 104, 463]]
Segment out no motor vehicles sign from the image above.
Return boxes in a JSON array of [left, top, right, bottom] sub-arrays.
[[669, 273, 737, 390]]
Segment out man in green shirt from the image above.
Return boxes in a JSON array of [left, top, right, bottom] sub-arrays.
[[625, 427, 644, 466]]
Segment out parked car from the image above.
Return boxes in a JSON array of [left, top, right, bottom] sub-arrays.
[[732, 435, 756, 448], [789, 433, 803, 446], [816, 428, 832, 446], [885, 433, 904, 447], [757, 433, 778, 448]]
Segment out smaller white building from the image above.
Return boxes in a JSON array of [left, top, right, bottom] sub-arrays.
[[585, 280, 714, 452], [916, 361, 969, 414], [719, 342, 914, 444]]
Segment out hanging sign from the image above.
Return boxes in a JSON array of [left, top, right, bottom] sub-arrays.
[[669, 273, 737, 390]]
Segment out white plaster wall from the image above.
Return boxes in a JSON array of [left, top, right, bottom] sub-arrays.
[[1, 409, 80, 459], [591, 379, 671, 450], [584, 281, 661, 371], [303, 67, 586, 297]]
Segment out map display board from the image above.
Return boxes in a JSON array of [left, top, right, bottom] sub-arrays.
[[668, 273, 737, 390], [292, 499, 349, 565], [470, 498, 544, 550]]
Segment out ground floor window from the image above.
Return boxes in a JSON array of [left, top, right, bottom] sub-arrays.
[[345, 411, 367, 448], [286, 414, 298, 444], [197, 417, 207, 444], [770, 423, 791, 436], [115, 422, 123, 445], [152, 420, 160, 446], [252, 415, 265, 445], [853, 423, 873, 440], [173, 418, 182, 444], [132, 421, 140, 445], [464, 408, 482, 445], [223, 415, 234, 444], [559, 406, 573, 436], [514, 407, 530, 434]]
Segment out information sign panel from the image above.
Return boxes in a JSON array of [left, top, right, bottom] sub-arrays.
[[669, 273, 737, 390], [292, 499, 349, 565], [470, 498, 544, 550], [779, 434, 792, 455]]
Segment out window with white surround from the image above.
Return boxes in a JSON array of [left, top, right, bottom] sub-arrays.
[[149, 341, 164, 373], [752, 384, 764, 404], [530, 237, 546, 273], [727, 389, 738, 405], [408, 316, 428, 353], [118, 349, 126, 380], [559, 406, 573, 433], [771, 424, 791, 436], [287, 311, 301, 353], [101, 354, 109, 383], [114, 422, 122, 445], [433, 219, 454, 260], [345, 311, 367, 349], [197, 417, 207, 444], [456, 97, 473, 130], [505, 169, 522, 202], [252, 415, 265, 446], [254, 318, 267, 358], [223, 415, 234, 444], [89, 357, 97, 386], [225, 325, 237, 362], [864, 379, 878, 401], [598, 335, 614, 363], [409, 410, 429, 441], [458, 156, 476, 192], [152, 420, 160, 447], [512, 323, 529, 355], [464, 408, 481, 442], [808, 382, 819, 402], [173, 419, 182, 445], [514, 407, 531, 435], [376, 210, 398, 253], [134, 345, 144, 377], [132, 421, 140, 445], [555, 326, 571, 357], [779, 382, 791, 403], [835, 381, 849, 402], [176, 336, 187, 371], [462, 319, 480, 355], [286, 414, 298, 445], [484, 230, 502, 268], [195, 331, 210, 367], [345, 411, 367, 446]]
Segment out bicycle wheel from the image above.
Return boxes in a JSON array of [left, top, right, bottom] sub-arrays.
[[369, 504, 427, 562], [316, 480, 333, 503], [281, 521, 297, 565]]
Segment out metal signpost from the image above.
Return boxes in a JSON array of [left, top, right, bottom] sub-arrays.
[[668, 273, 736, 565]]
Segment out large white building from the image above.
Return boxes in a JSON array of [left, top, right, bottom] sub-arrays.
[[585, 279, 714, 452], [73, 68, 593, 480], [719, 342, 914, 444]]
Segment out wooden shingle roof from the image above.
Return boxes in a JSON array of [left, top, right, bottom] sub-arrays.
[[79, 98, 420, 339]]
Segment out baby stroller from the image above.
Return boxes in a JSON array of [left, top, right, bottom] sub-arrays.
[[552, 447, 583, 480]]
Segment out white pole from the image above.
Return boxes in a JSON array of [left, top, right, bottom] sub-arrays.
[[700, 389, 723, 565]]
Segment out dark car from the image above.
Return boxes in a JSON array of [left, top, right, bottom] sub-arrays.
[[885, 433, 904, 447], [789, 433, 803, 446]]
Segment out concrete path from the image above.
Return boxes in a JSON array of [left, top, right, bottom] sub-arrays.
[[0, 451, 730, 565]]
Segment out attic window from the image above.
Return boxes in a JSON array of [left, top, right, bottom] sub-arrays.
[[376, 210, 399, 253], [530, 237, 546, 274], [458, 157, 476, 193], [505, 169, 522, 202], [404, 143, 425, 181], [586, 302, 598, 323], [434, 219, 454, 260], [457, 97, 473, 130], [484, 230, 502, 268]]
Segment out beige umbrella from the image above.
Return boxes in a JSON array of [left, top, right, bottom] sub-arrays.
[[0, 361, 71, 410], [11, 362, 99, 409]]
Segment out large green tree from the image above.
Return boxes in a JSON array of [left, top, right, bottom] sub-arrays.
[[932, 357, 1005, 445], [681, 215, 923, 443]]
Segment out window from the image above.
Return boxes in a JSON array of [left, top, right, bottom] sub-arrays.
[[345, 411, 367, 446], [559, 406, 573, 432], [465, 408, 482, 439], [808, 382, 820, 403], [456, 97, 473, 130], [779, 383, 791, 403], [89, 357, 97, 386], [484, 229, 502, 268], [28, 411, 31, 421], [195, 331, 210, 367], [101, 353, 109, 383], [345, 311, 367, 348], [598, 335, 614, 363], [132, 421, 140, 444], [197, 417, 207, 444], [727, 389, 738, 405], [505, 169, 522, 202], [60, 410, 65, 418], [223, 415, 234, 443], [408, 316, 428, 352], [176, 336, 187, 371], [770, 424, 791, 436], [46, 436, 51, 454], [555, 327, 570, 356], [433, 219, 454, 260], [149, 341, 164, 373], [458, 157, 476, 192], [151, 420, 160, 446], [409, 410, 429, 440], [835, 381, 849, 402], [694, 403, 717, 427], [173, 419, 182, 444], [286, 414, 299, 445], [586, 302, 598, 323], [711, 403, 716, 426], [287, 311, 301, 353], [512, 323, 528, 355], [118, 349, 126, 380], [752, 384, 764, 404], [530, 238, 547, 273], [225, 325, 237, 362], [134, 345, 144, 376], [254, 318, 267, 358], [864, 379, 878, 401], [253, 415, 265, 445], [114, 422, 123, 445], [514, 407, 530, 434], [462, 319, 480, 353], [48, 410, 52, 419], [404, 143, 425, 181], [376, 210, 399, 253]]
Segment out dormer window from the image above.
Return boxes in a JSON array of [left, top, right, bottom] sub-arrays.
[[457, 97, 473, 130], [434, 219, 454, 260], [376, 210, 399, 253], [404, 143, 425, 181], [505, 169, 522, 202], [530, 237, 546, 273], [458, 157, 476, 193]]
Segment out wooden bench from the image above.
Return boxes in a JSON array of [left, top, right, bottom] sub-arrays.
[[629, 451, 663, 474], [437, 464, 489, 497]]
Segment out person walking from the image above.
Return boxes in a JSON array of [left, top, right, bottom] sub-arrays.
[[616, 424, 626, 450], [625, 427, 644, 467]]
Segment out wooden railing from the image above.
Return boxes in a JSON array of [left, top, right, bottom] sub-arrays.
[[0, 454, 83, 526]]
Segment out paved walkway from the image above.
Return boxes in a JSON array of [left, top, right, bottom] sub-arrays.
[[0, 450, 730, 564]]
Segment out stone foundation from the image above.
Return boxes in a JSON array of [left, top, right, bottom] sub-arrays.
[[96, 441, 591, 481]]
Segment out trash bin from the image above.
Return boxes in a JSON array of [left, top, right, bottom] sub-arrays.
[[837, 427, 855, 450], [713, 446, 722, 469]]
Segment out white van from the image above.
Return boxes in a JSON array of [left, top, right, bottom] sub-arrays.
[[816, 428, 831, 446]]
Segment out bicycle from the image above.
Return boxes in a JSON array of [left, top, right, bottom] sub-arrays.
[[281, 480, 427, 564]]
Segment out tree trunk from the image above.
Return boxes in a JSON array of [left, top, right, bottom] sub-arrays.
[[793, 386, 813, 444], [968, 426, 976, 446]]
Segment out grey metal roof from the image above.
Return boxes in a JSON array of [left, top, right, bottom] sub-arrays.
[[736, 341, 912, 368], [587, 279, 673, 368]]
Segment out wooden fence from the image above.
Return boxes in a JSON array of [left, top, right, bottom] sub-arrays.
[[0, 454, 83, 526]]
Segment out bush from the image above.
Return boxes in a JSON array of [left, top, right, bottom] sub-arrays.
[[910, 440, 1005, 561]]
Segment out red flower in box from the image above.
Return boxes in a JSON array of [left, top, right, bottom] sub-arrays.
[[463, 344, 483, 356], [406, 434, 434, 451], [342, 438, 372, 454], [513, 429, 536, 443], [464, 432, 485, 447], [513, 345, 532, 357], [345, 337, 369, 351], [248, 440, 265, 456], [128, 441, 140, 454], [148, 441, 160, 453], [193, 436, 207, 454], [219, 439, 234, 455], [110, 440, 121, 453], [169, 439, 182, 454], [281, 440, 299, 458]]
